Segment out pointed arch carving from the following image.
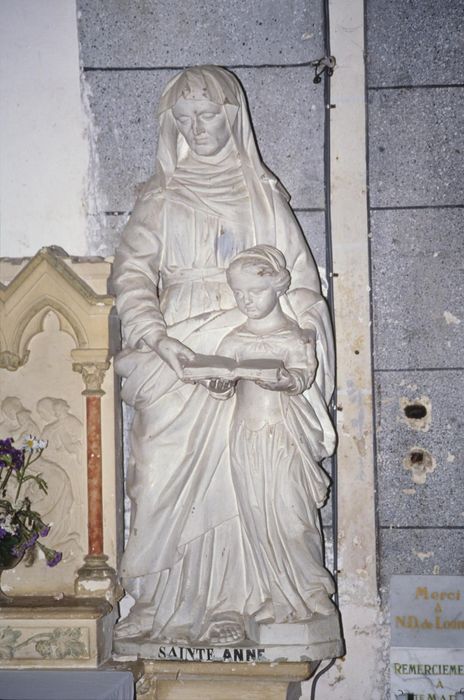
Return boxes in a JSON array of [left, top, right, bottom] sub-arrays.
[[0, 248, 114, 371], [14, 296, 88, 362]]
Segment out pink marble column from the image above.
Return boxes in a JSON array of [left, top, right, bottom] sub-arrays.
[[73, 359, 121, 602], [86, 394, 104, 557]]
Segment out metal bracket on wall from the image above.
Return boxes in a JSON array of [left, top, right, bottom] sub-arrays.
[[310, 55, 336, 83]]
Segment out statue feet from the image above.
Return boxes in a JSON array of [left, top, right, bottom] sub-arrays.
[[114, 613, 150, 640], [201, 613, 245, 645]]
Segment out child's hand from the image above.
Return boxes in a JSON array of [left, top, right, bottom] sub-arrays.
[[255, 368, 296, 393], [209, 379, 234, 394], [209, 379, 235, 400]]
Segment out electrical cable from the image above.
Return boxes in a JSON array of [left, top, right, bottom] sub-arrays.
[[310, 658, 337, 700], [309, 0, 340, 695]]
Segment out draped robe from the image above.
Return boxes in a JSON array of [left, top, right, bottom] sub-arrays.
[[112, 66, 336, 643]]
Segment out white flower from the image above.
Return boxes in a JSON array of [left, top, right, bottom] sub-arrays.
[[21, 435, 48, 452], [0, 512, 19, 535]]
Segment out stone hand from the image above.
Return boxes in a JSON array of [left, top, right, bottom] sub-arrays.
[[153, 336, 196, 379], [208, 378, 235, 400], [209, 379, 234, 393], [255, 367, 297, 393]]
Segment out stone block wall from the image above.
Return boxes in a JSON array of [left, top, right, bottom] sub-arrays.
[[77, 0, 329, 272], [366, 0, 464, 594]]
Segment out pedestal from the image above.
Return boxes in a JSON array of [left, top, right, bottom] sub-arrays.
[[135, 660, 320, 700], [113, 611, 344, 663], [75, 554, 123, 605], [0, 597, 117, 668]]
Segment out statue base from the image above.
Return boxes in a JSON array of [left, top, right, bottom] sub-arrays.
[[0, 596, 117, 668], [75, 554, 123, 605], [113, 611, 344, 663], [135, 659, 320, 700]]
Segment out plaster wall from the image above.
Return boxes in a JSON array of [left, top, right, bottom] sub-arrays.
[[0, 0, 88, 256]]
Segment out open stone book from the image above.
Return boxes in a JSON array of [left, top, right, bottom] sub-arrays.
[[182, 354, 284, 382]]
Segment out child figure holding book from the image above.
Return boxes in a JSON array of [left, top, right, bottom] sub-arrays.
[[205, 244, 336, 630]]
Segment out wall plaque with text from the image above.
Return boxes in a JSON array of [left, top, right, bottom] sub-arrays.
[[390, 575, 464, 700]]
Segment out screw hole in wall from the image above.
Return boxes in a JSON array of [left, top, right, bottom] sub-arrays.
[[404, 403, 427, 420]]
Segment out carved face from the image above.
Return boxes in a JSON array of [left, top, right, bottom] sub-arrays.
[[228, 268, 280, 320], [172, 97, 231, 156]]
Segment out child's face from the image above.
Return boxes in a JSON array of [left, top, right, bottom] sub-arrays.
[[228, 268, 280, 319]]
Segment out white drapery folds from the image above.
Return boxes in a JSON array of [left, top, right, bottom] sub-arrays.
[[112, 65, 336, 642]]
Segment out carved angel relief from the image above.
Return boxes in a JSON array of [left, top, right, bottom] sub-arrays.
[[1, 312, 87, 594], [0, 394, 84, 566], [1, 250, 118, 599]]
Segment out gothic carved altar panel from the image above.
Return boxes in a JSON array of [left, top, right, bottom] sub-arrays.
[[1, 312, 86, 594], [0, 249, 121, 601]]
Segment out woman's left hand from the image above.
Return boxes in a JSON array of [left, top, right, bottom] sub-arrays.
[[255, 368, 297, 393]]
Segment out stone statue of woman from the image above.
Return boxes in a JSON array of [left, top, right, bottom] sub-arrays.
[[112, 65, 339, 651]]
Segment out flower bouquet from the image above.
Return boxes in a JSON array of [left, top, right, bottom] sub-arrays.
[[0, 436, 62, 601]]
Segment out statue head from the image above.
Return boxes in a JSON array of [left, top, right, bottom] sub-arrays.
[[36, 397, 55, 423], [171, 96, 231, 157], [1, 396, 24, 421], [226, 245, 291, 319], [16, 408, 33, 427], [151, 65, 289, 208], [51, 398, 70, 418], [158, 66, 240, 114], [158, 66, 241, 158]]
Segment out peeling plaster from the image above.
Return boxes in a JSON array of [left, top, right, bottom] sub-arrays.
[[404, 447, 436, 484], [443, 310, 461, 325], [316, 603, 388, 699], [79, 68, 109, 255], [413, 549, 434, 561]]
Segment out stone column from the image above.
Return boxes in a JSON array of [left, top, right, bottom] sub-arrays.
[[86, 392, 104, 557], [73, 352, 122, 604], [315, 0, 386, 696]]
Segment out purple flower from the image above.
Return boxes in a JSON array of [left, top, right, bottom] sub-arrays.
[[12, 543, 26, 558], [0, 527, 8, 540], [0, 439, 23, 471], [12, 451, 23, 471], [39, 525, 50, 538], [25, 532, 39, 548], [46, 551, 62, 568]]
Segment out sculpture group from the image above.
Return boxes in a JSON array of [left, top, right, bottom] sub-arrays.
[[113, 66, 340, 652]]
